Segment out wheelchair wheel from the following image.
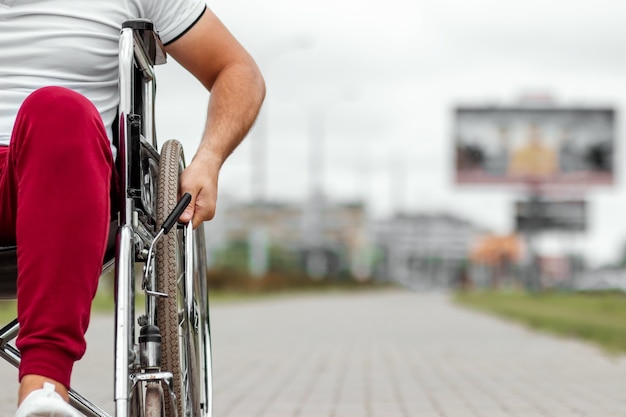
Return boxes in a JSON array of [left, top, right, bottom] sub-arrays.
[[155, 140, 212, 417], [145, 384, 164, 417]]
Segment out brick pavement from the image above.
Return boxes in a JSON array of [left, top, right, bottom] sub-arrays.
[[1, 289, 625, 416]]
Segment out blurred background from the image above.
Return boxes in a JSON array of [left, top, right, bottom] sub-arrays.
[[154, 0, 626, 293], [5, 4, 626, 413]]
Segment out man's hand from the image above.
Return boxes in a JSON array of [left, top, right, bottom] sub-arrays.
[[177, 155, 220, 229]]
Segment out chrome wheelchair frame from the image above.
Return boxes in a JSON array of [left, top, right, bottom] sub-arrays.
[[0, 20, 212, 417]]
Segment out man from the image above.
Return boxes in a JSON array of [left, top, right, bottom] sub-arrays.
[[0, 1, 265, 416]]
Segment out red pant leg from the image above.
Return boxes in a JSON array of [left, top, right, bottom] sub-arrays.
[[0, 86, 114, 388]]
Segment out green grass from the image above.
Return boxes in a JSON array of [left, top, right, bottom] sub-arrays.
[[0, 300, 16, 325], [0, 291, 271, 324], [454, 290, 626, 353], [0, 279, 393, 324]]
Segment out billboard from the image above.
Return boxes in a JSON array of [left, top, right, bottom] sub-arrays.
[[454, 106, 615, 186], [514, 200, 586, 232]]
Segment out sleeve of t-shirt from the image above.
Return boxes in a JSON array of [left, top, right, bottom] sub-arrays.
[[141, 0, 207, 45]]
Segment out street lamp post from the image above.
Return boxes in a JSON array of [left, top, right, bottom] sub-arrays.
[[251, 35, 313, 202]]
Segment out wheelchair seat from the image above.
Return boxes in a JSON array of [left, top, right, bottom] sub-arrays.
[[0, 219, 119, 300], [0, 245, 17, 299]]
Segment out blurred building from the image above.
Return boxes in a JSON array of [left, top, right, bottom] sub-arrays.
[[203, 196, 370, 279], [373, 213, 488, 289]]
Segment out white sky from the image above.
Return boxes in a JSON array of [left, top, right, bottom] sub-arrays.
[[154, 0, 626, 266]]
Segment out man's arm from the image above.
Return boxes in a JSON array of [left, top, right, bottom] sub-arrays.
[[164, 8, 266, 228]]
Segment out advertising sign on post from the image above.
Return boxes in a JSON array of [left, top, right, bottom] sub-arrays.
[[454, 106, 615, 186], [514, 200, 587, 232]]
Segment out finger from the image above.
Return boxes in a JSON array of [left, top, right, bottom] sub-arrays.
[[192, 215, 203, 230], [178, 192, 196, 224], [191, 199, 216, 229]]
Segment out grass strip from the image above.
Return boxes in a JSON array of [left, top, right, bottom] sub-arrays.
[[454, 291, 626, 353], [0, 300, 16, 325]]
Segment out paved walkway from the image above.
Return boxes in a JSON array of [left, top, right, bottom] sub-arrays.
[[1, 290, 625, 416]]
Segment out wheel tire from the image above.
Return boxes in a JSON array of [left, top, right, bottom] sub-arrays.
[[155, 140, 212, 417], [155, 140, 185, 417]]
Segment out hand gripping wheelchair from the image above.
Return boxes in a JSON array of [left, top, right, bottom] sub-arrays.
[[0, 20, 213, 417]]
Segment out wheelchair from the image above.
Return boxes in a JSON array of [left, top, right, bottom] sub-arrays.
[[0, 20, 212, 417]]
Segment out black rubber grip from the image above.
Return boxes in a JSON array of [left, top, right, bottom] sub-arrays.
[[162, 193, 192, 233]]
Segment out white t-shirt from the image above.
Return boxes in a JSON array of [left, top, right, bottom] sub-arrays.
[[0, 0, 206, 148]]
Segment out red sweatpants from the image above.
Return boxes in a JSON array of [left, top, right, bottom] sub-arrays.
[[0, 87, 114, 388]]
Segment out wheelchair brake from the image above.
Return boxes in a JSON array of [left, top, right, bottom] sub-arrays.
[[142, 192, 192, 297]]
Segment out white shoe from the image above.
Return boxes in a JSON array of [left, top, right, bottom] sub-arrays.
[[15, 382, 81, 417]]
